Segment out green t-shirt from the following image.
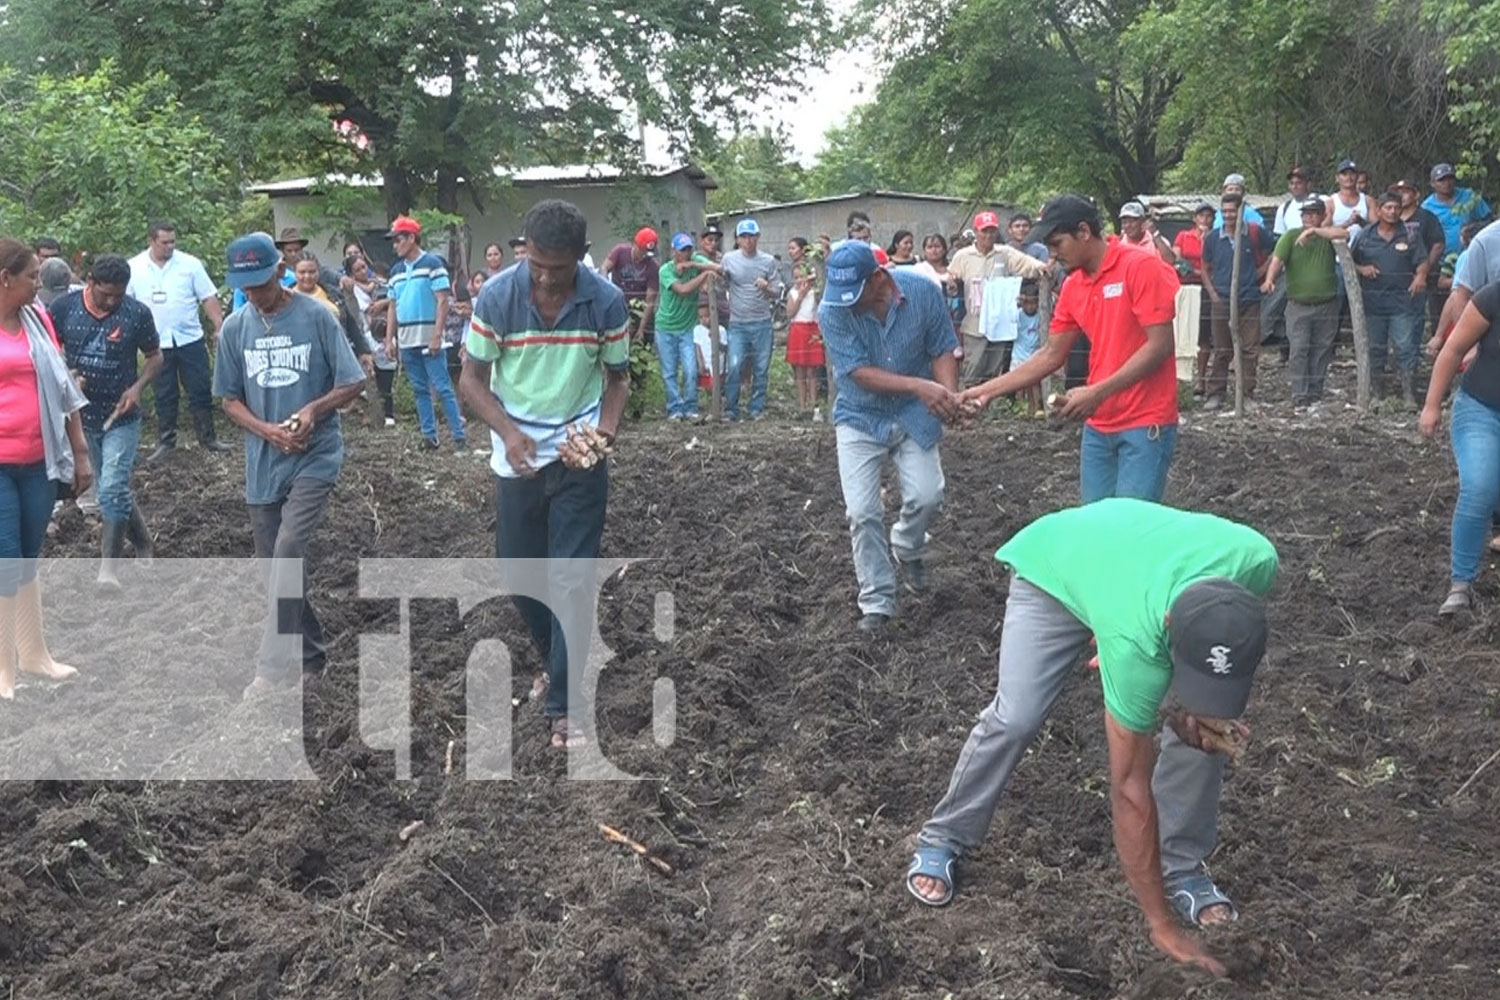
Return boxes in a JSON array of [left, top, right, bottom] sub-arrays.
[[995, 499, 1279, 732], [1273, 229, 1338, 304], [656, 255, 712, 333]]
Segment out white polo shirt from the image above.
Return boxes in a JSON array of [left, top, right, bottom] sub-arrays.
[[126, 249, 218, 348]]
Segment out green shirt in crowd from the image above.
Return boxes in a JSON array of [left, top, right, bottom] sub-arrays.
[[995, 499, 1279, 732], [656, 254, 713, 333], [1273, 229, 1339, 304]]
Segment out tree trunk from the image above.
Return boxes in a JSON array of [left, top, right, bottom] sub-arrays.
[[381, 165, 413, 220], [1229, 224, 1245, 416], [1333, 240, 1371, 413]]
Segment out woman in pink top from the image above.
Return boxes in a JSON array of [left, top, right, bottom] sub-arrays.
[[0, 237, 91, 697]]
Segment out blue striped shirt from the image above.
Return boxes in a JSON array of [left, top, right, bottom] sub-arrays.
[[388, 251, 451, 348], [818, 267, 957, 449]]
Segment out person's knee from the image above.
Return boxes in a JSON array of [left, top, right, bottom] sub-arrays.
[[982, 695, 1046, 744]]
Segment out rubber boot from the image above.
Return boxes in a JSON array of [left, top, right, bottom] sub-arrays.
[[126, 504, 154, 565], [0, 594, 15, 699], [1193, 349, 1210, 397], [98, 518, 127, 590], [192, 409, 231, 453], [146, 427, 176, 463], [1400, 370, 1419, 409], [14, 579, 77, 682]]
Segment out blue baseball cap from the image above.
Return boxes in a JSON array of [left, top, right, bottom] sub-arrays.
[[822, 240, 878, 307], [670, 232, 694, 251], [735, 218, 760, 237], [225, 232, 281, 289]]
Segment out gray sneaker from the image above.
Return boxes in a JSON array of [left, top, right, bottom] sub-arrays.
[[897, 557, 929, 594], [1439, 584, 1472, 617]]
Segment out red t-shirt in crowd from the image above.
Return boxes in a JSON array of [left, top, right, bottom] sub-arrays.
[[1173, 229, 1205, 279], [1051, 237, 1180, 434]]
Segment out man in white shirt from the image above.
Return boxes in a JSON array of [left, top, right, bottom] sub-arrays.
[[127, 221, 228, 461], [947, 210, 1048, 383]]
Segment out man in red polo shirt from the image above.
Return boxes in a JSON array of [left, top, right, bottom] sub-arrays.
[[962, 194, 1180, 502]]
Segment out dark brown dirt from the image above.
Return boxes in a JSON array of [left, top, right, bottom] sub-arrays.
[[4, 359, 1498, 999]]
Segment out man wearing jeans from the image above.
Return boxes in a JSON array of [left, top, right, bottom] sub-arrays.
[[384, 215, 467, 450], [460, 199, 630, 749], [720, 218, 783, 420], [907, 500, 1277, 980], [213, 232, 366, 699], [963, 195, 1181, 503], [818, 240, 959, 635], [50, 254, 163, 586], [126, 221, 230, 460], [1352, 194, 1429, 405], [655, 232, 720, 420]]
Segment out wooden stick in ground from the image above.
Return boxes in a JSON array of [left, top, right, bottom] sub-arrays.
[[1333, 239, 1371, 413], [599, 823, 673, 874], [1229, 221, 1245, 416], [707, 274, 724, 421]]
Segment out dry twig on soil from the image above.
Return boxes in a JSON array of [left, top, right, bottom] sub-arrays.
[[600, 823, 673, 874]]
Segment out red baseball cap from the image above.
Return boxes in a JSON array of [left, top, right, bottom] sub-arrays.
[[634, 227, 659, 251], [387, 215, 421, 237], [973, 211, 1001, 231]]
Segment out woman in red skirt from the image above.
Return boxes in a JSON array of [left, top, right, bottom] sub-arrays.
[[785, 236, 824, 417]]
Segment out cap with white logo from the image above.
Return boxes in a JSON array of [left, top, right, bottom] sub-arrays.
[[1166, 577, 1268, 719]]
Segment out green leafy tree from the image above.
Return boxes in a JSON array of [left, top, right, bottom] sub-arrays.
[[0, 64, 247, 265], [0, 0, 832, 220], [699, 128, 807, 213]]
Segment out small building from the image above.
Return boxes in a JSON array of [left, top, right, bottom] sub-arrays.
[[712, 191, 1017, 258], [249, 162, 717, 274]]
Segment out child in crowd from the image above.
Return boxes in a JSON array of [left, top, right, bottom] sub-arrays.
[[1011, 281, 1045, 413], [693, 302, 725, 394]]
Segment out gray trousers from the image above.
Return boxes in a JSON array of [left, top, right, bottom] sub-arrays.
[[919, 578, 1226, 879], [835, 424, 944, 616], [1285, 299, 1339, 402], [249, 477, 334, 682]]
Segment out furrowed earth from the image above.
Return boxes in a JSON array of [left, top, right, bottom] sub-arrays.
[[3, 358, 1497, 999]]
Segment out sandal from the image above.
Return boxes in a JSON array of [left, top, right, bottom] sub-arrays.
[[905, 845, 958, 907], [548, 716, 586, 749], [1439, 584, 1472, 617], [1165, 871, 1238, 926]]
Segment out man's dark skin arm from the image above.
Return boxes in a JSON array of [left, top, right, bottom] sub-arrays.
[[961, 327, 1081, 404], [110, 348, 164, 421], [1105, 712, 1228, 978], [846, 356, 960, 421], [1058, 324, 1174, 420], [221, 378, 364, 455], [461, 360, 630, 477]]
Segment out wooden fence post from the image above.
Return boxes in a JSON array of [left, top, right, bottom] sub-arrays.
[[1332, 239, 1371, 413], [1228, 223, 1245, 416], [707, 275, 724, 420]]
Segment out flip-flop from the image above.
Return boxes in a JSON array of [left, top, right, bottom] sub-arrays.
[[905, 845, 957, 907], [1165, 871, 1238, 926]]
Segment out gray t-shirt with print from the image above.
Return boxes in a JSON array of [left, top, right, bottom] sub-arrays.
[[213, 291, 366, 504]]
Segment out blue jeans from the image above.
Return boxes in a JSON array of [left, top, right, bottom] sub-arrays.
[[1366, 311, 1422, 375], [724, 320, 773, 418], [1080, 423, 1179, 503], [494, 462, 609, 719], [1449, 389, 1500, 583], [835, 424, 945, 616], [656, 329, 699, 416], [400, 347, 466, 443], [153, 338, 214, 442], [85, 419, 143, 522], [0, 462, 56, 596]]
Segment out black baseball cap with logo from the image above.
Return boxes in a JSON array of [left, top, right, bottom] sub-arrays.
[[1029, 194, 1102, 245], [1166, 578, 1268, 719]]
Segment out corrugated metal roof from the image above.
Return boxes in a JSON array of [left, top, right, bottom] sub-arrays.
[[711, 190, 1001, 219], [249, 161, 715, 196], [1137, 192, 1288, 214]]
